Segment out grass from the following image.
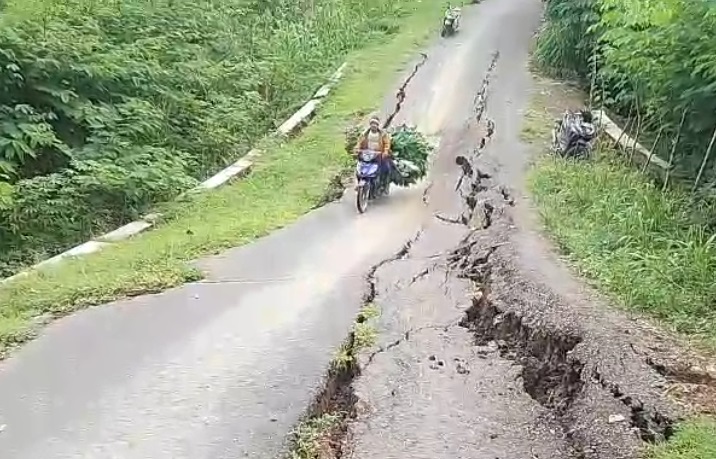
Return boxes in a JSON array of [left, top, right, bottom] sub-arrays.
[[289, 413, 342, 459], [355, 302, 381, 350], [0, 1, 441, 355], [647, 419, 716, 459], [529, 151, 716, 346], [332, 302, 381, 372]]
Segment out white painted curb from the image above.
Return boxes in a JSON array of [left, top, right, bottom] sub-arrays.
[[593, 110, 669, 170], [1, 63, 348, 285]]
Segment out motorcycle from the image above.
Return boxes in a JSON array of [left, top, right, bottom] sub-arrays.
[[551, 110, 597, 159], [441, 9, 460, 37], [355, 149, 390, 214]]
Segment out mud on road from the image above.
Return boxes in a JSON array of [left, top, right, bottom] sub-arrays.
[[290, 30, 716, 459]]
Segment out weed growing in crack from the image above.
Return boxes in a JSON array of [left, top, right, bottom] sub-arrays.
[[293, 331, 358, 459], [331, 341, 356, 374], [289, 233, 422, 459], [290, 414, 343, 459], [289, 271, 392, 459], [354, 322, 378, 350], [356, 303, 380, 323]]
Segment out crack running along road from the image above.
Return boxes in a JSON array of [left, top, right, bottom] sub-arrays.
[[0, 1, 544, 458]]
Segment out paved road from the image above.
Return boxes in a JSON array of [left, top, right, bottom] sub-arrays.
[[0, 1, 535, 458]]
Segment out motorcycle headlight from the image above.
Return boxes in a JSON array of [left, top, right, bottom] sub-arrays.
[[360, 151, 377, 162]]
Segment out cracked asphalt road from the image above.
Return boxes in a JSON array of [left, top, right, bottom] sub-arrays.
[[0, 0, 703, 458], [0, 2, 515, 458], [344, 0, 705, 457]]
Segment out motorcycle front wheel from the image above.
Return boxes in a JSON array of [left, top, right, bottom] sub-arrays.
[[356, 183, 370, 214]]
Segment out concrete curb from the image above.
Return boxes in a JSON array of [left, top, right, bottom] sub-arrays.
[[1, 63, 348, 285], [593, 109, 669, 170]]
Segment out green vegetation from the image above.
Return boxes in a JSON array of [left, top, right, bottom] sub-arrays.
[[648, 419, 716, 459], [0, 1, 440, 354], [529, 11, 716, 450], [289, 413, 342, 459], [527, 93, 716, 459], [354, 302, 380, 350], [0, 0, 426, 277], [333, 302, 381, 372], [345, 124, 434, 185], [529, 151, 716, 346], [536, 0, 716, 185]]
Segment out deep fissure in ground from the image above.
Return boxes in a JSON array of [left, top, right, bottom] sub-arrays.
[[446, 111, 680, 459], [284, 231, 420, 459]]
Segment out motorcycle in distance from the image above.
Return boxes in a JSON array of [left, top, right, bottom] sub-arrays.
[[441, 7, 460, 37], [551, 110, 597, 159], [355, 149, 390, 214]]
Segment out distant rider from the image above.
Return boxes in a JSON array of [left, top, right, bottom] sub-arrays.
[[444, 4, 460, 26], [354, 116, 394, 183]]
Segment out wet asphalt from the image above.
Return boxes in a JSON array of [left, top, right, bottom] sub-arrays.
[[347, 1, 574, 455], [345, 0, 694, 457]]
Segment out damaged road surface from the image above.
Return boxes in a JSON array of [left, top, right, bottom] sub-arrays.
[[0, 0, 704, 458], [0, 1, 536, 458], [327, 1, 707, 459]]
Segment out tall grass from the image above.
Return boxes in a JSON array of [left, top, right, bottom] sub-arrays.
[[529, 150, 716, 346]]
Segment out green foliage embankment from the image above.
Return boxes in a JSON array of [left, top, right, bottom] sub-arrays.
[[536, 0, 716, 187], [0, 0, 409, 277], [530, 152, 716, 346], [532, 3, 716, 452]]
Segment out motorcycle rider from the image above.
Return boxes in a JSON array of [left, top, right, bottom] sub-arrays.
[[353, 116, 394, 185], [444, 3, 460, 27]]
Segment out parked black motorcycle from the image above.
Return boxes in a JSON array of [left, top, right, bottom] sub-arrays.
[[551, 110, 597, 159]]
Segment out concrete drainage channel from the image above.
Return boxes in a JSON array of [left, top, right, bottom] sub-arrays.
[[284, 50, 692, 459]]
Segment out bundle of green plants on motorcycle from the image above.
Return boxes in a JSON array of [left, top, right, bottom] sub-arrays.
[[345, 123, 434, 186]]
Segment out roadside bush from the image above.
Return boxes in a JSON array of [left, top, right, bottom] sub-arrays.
[[0, 0, 411, 276]]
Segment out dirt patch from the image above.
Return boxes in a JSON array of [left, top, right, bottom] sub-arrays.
[[646, 356, 716, 415], [313, 170, 353, 209]]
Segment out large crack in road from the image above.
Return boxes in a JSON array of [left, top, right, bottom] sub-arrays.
[[286, 30, 700, 458], [4, 2, 712, 458]]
